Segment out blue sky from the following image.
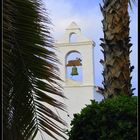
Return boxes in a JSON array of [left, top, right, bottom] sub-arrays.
[[43, 0, 138, 95]]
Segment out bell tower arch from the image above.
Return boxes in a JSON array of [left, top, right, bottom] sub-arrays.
[[65, 51, 83, 82], [55, 21, 95, 129]]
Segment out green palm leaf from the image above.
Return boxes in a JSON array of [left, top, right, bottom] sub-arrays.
[[3, 0, 67, 139], [129, 0, 136, 9]]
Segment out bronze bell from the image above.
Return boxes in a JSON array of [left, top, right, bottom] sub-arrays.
[[71, 66, 78, 76]]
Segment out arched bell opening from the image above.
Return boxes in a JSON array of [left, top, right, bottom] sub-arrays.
[[65, 51, 83, 82], [69, 32, 77, 43]]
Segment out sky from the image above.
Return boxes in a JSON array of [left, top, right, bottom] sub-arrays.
[[43, 0, 138, 96]]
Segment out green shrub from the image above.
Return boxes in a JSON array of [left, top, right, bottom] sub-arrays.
[[68, 96, 138, 140]]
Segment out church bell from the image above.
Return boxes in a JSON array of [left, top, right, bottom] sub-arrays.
[[71, 66, 78, 76]]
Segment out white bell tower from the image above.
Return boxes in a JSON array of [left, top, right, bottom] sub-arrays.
[[55, 22, 96, 129], [35, 22, 105, 140]]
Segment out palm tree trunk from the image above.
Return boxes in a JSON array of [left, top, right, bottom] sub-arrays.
[[100, 0, 134, 98]]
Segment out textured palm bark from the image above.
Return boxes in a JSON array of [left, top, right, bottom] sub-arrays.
[[100, 0, 134, 98]]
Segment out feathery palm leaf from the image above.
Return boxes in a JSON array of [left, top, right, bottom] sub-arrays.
[[128, 0, 136, 9], [3, 0, 67, 139]]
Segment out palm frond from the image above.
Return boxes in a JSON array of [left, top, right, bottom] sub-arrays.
[[3, 0, 67, 139], [129, 0, 136, 9]]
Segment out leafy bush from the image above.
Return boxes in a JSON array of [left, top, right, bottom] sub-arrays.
[[68, 96, 137, 140]]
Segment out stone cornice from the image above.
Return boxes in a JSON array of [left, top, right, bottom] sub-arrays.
[[55, 41, 95, 47], [64, 84, 95, 88]]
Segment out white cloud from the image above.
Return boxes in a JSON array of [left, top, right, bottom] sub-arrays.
[[43, 0, 103, 41]]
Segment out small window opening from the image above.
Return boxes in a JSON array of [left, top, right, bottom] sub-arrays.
[[69, 33, 77, 43]]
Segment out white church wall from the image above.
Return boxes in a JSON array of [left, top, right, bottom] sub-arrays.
[[64, 86, 93, 127]]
